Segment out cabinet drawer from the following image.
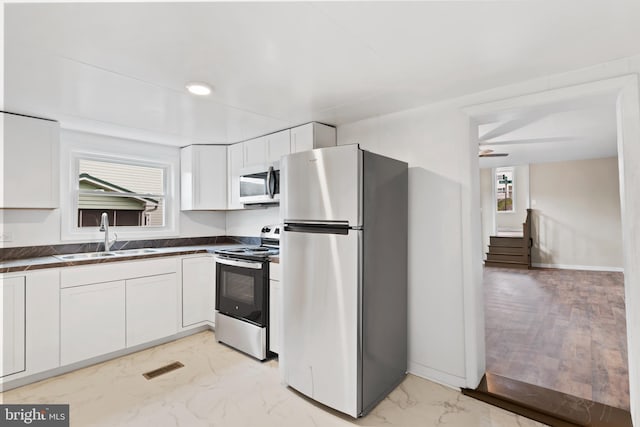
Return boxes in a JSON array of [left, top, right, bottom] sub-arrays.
[[269, 262, 281, 281], [61, 257, 179, 288]]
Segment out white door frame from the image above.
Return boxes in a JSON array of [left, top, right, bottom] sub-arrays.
[[462, 75, 640, 426]]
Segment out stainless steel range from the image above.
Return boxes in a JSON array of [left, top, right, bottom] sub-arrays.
[[214, 225, 280, 360]]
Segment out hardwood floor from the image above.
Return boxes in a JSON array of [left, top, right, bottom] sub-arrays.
[[483, 267, 629, 410]]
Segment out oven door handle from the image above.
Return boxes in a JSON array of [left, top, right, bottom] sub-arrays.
[[216, 257, 263, 270]]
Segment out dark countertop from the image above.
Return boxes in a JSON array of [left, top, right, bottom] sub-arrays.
[[0, 244, 246, 274]]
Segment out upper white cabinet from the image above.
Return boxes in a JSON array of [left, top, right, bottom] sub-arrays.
[[182, 256, 216, 327], [243, 136, 267, 167], [243, 129, 292, 167], [1, 276, 26, 377], [227, 143, 245, 210], [265, 130, 291, 164], [181, 145, 227, 210], [1, 112, 59, 209], [291, 122, 336, 154]]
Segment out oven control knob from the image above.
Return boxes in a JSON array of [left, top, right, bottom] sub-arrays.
[[235, 305, 239, 310]]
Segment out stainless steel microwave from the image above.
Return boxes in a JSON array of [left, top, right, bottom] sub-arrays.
[[239, 165, 280, 205]]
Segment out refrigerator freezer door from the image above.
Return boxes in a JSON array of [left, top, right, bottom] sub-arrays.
[[281, 144, 362, 227], [282, 227, 361, 417]]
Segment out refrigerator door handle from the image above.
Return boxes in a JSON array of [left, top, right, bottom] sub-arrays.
[[284, 223, 351, 235]]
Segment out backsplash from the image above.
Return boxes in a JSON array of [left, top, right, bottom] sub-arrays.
[[0, 236, 260, 262]]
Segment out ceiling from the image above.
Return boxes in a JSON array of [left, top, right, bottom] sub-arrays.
[[477, 93, 619, 168], [5, 1, 640, 146]]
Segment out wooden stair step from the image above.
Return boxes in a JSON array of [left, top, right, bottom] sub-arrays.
[[462, 373, 632, 427], [486, 253, 527, 262], [484, 260, 529, 269], [490, 236, 525, 247], [487, 245, 526, 255]]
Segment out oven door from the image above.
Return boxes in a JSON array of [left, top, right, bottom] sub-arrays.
[[216, 257, 268, 326]]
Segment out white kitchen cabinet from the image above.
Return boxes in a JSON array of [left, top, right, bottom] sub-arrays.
[[182, 256, 216, 327], [266, 129, 291, 164], [1, 277, 26, 377], [243, 136, 267, 167], [0, 112, 59, 208], [24, 269, 60, 375], [290, 122, 336, 154], [227, 142, 245, 210], [269, 262, 281, 355], [181, 145, 227, 210], [61, 280, 126, 366], [0, 270, 60, 383], [126, 273, 179, 347]]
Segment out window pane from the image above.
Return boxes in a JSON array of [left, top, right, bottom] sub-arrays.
[[78, 159, 165, 227], [79, 159, 163, 194]]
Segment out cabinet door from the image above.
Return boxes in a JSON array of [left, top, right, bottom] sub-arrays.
[[1, 112, 59, 208], [182, 256, 215, 327], [181, 145, 227, 210], [244, 136, 267, 167], [290, 123, 314, 154], [1, 276, 26, 377], [126, 273, 178, 347], [266, 130, 291, 164], [291, 123, 336, 153], [227, 143, 245, 210], [269, 280, 281, 355], [25, 269, 60, 375], [61, 281, 126, 365]]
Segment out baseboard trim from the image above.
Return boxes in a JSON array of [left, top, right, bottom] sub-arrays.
[[532, 263, 624, 272], [408, 361, 465, 390]]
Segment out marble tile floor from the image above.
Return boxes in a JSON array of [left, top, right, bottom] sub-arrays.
[[1, 331, 546, 427]]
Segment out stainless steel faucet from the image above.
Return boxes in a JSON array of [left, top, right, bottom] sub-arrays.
[[99, 212, 117, 252]]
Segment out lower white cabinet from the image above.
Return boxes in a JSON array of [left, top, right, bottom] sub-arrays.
[[269, 262, 282, 355], [126, 273, 178, 347], [0, 269, 60, 383], [1, 276, 26, 377], [61, 281, 126, 366], [182, 256, 216, 327]]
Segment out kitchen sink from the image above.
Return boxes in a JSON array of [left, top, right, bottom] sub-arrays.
[[113, 249, 159, 255], [54, 248, 159, 261]]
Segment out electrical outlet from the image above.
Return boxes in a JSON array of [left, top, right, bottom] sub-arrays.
[[0, 232, 13, 242]]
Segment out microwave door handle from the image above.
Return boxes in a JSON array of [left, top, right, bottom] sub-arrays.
[[267, 166, 275, 199]]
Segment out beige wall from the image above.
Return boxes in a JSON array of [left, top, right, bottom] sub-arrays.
[[479, 168, 493, 255], [530, 157, 623, 269]]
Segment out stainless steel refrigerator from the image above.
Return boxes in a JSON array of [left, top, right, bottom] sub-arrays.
[[281, 144, 408, 418]]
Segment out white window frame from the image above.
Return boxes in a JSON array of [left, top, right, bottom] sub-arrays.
[[495, 166, 515, 214], [60, 130, 179, 242]]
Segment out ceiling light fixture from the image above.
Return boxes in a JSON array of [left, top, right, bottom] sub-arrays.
[[186, 82, 212, 96]]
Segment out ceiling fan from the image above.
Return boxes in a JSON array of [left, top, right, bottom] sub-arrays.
[[479, 148, 508, 158]]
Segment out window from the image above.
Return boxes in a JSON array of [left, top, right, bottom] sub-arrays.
[[495, 167, 515, 212], [76, 159, 165, 228]]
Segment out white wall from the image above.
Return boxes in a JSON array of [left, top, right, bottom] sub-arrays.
[[226, 207, 280, 237], [530, 157, 623, 270], [339, 105, 483, 388], [338, 56, 640, 422], [1, 129, 226, 248]]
